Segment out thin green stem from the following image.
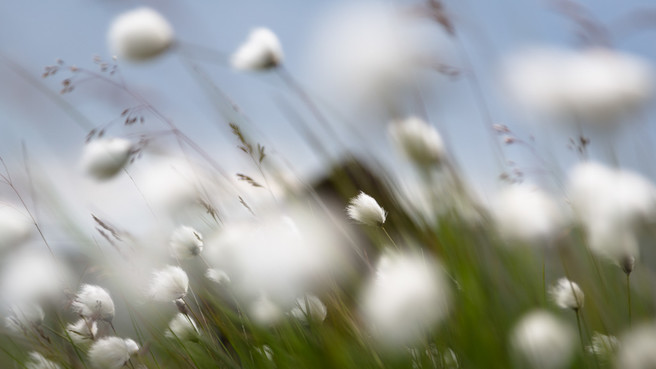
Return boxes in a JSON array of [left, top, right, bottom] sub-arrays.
[[380, 226, 399, 250], [575, 309, 585, 354], [627, 273, 632, 326], [542, 257, 546, 305]]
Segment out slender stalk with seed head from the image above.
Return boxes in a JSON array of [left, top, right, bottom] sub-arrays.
[[622, 256, 635, 326]]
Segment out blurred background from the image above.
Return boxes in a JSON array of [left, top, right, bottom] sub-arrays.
[[2, 2, 656, 368], [1, 0, 656, 236]]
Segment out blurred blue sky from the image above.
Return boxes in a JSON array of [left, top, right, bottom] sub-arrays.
[[2, 0, 656, 201]]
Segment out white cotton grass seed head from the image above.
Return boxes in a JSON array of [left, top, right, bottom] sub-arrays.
[[361, 251, 451, 349], [231, 27, 283, 70], [410, 344, 459, 369], [5, 303, 45, 335], [347, 192, 387, 226], [203, 208, 353, 312], [492, 184, 564, 245], [80, 138, 133, 180], [586, 332, 619, 362], [290, 295, 327, 323], [562, 48, 653, 123], [88, 337, 139, 369], [248, 294, 283, 326], [307, 2, 444, 113], [549, 278, 584, 310], [504, 46, 653, 125], [66, 319, 98, 346], [71, 284, 115, 322], [0, 205, 32, 250], [568, 162, 656, 264], [511, 310, 575, 369], [166, 313, 199, 341], [25, 352, 61, 369], [170, 225, 203, 259], [256, 345, 274, 361], [108, 7, 174, 62], [616, 323, 656, 369], [205, 268, 230, 285], [148, 265, 189, 302], [137, 157, 211, 215], [388, 117, 446, 167], [0, 250, 74, 304]]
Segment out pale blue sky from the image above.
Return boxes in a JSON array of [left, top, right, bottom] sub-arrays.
[[2, 0, 656, 201]]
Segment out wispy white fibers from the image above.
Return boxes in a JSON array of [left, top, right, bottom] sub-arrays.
[[492, 184, 565, 245], [204, 207, 353, 321], [511, 310, 575, 369], [25, 352, 61, 369], [587, 332, 619, 363], [568, 162, 656, 265], [169, 225, 203, 260], [0, 250, 73, 304], [616, 323, 656, 369], [504, 46, 653, 124], [80, 138, 133, 180], [347, 192, 387, 226], [205, 268, 230, 285], [136, 158, 210, 215], [248, 294, 283, 326], [410, 345, 459, 369], [148, 265, 189, 302], [0, 205, 32, 250], [548, 278, 584, 311], [388, 116, 446, 167], [5, 303, 45, 335], [108, 7, 174, 61], [66, 319, 98, 346], [360, 251, 451, 349], [231, 28, 283, 70], [166, 313, 199, 341], [88, 337, 139, 369], [71, 284, 115, 322], [306, 1, 446, 112], [290, 295, 327, 323]]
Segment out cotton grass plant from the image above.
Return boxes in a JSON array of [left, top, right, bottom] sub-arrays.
[[3, 1, 656, 369]]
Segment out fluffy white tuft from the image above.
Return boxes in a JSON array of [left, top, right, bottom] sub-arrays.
[[616, 323, 656, 369], [88, 337, 139, 369], [25, 352, 61, 369], [548, 278, 584, 310], [5, 303, 45, 335], [80, 138, 133, 180], [289, 295, 327, 323], [346, 192, 387, 226], [231, 27, 283, 70], [204, 208, 352, 313], [504, 46, 653, 125], [248, 294, 283, 326], [66, 319, 98, 346], [170, 225, 203, 259], [0, 205, 32, 250], [205, 268, 230, 285], [166, 313, 199, 341], [388, 117, 446, 167], [148, 265, 189, 302], [492, 184, 564, 245], [0, 250, 74, 304], [587, 332, 619, 362], [307, 2, 443, 112], [568, 162, 656, 265], [71, 284, 115, 322], [511, 310, 575, 369], [108, 7, 174, 61], [361, 251, 451, 348]]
